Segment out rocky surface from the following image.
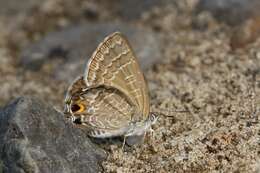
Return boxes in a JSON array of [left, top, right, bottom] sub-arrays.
[[196, 0, 260, 26], [20, 23, 162, 83], [196, 0, 260, 50], [0, 97, 106, 173], [0, 0, 260, 173], [113, 0, 172, 20]]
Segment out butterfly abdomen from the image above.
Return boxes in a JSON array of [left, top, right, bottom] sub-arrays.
[[89, 128, 128, 138]]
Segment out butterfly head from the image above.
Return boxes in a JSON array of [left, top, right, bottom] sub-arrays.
[[148, 113, 159, 125]]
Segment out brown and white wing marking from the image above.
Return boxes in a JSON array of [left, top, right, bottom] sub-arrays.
[[84, 32, 150, 118], [64, 76, 86, 104], [73, 87, 135, 137], [64, 76, 88, 117]]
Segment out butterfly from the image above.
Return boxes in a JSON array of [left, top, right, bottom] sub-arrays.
[[63, 32, 157, 146]]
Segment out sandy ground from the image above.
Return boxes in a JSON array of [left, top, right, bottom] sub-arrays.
[[0, 1, 259, 172]]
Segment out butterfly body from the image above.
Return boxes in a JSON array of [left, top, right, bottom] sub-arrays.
[[88, 113, 158, 139], [64, 32, 155, 145]]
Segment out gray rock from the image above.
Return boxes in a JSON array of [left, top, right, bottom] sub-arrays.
[[115, 0, 169, 20], [20, 22, 162, 83], [0, 97, 106, 173], [196, 0, 260, 26]]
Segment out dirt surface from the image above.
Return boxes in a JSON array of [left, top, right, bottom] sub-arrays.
[[0, 1, 259, 172]]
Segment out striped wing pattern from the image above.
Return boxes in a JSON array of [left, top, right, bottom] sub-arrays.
[[84, 32, 150, 118], [72, 87, 135, 137], [64, 32, 151, 138], [64, 76, 86, 102]]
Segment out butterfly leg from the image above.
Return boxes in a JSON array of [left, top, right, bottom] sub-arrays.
[[122, 135, 127, 150], [148, 127, 156, 145], [150, 127, 155, 138]]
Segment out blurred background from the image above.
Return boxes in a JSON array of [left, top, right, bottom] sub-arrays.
[[1, 0, 260, 106], [0, 0, 260, 172]]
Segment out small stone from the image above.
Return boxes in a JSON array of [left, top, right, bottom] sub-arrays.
[[230, 16, 260, 50]]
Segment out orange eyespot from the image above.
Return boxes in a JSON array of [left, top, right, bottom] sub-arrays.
[[71, 103, 85, 113]]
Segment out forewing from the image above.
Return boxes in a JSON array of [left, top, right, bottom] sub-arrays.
[[84, 32, 150, 118]]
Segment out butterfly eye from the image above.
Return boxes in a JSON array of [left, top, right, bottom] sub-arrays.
[[71, 103, 85, 113]]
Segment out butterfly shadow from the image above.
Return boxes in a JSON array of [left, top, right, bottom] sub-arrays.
[[89, 135, 145, 151]]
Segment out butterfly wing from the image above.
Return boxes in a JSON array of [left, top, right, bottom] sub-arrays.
[[64, 76, 86, 115], [84, 32, 150, 118], [73, 87, 136, 137]]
